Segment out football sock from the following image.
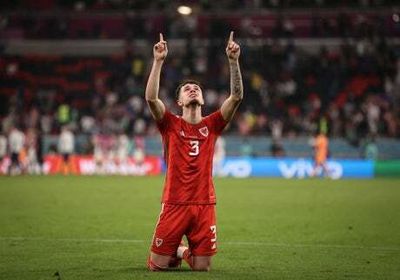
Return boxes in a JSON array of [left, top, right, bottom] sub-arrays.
[[177, 245, 187, 259], [177, 246, 193, 269]]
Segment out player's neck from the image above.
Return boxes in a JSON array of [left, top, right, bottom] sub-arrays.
[[182, 105, 202, 124]]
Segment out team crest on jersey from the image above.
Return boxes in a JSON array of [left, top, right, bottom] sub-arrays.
[[199, 127, 209, 137], [155, 238, 163, 247]]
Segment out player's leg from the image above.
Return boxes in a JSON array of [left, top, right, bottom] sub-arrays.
[[193, 256, 212, 271], [321, 161, 330, 178], [66, 154, 72, 175], [147, 252, 172, 271], [177, 245, 212, 271], [148, 204, 190, 271], [311, 159, 322, 177], [185, 204, 217, 271], [61, 154, 66, 175], [9, 152, 18, 175]]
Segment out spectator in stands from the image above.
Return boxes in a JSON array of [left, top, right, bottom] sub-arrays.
[[362, 134, 379, 160], [240, 138, 253, 157], [270, 138, 285, 157], [36, 129, 44, 174], [92, 133, 104, 174], [133, 136, 145, 167], [213, 136, 226, 176], [364, 95, 380, 135], [0, 6, 400, 147], [8, 125, 25, 175], [0, 130, 7, 174], [57, 103, 71, 126], [25, 127, 41, 174], [92, 132, 115, 174], [115, 131, 130, 174]]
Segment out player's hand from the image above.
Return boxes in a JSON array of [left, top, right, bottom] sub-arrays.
[[226, 31, 240, 61], [153, 33, 168, 61]]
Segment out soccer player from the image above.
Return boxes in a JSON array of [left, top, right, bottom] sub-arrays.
[[58, 126, 75, 175], [145, 31, 243, 271], [311, 130, 330, 177]]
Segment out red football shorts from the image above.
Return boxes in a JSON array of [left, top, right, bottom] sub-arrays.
[[151, 203, 217, 257]]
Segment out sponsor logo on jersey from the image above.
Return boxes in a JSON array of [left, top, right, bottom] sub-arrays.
[[199, 127, 209, 137], [155, 238, 163, 247]]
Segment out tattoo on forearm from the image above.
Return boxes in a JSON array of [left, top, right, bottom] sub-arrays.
[[230, 63, 243, 99]]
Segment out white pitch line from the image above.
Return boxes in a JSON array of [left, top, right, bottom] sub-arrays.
[[223, 241, 400, 252], [0, 236, 144, 243], [1, 237, 399, 252]]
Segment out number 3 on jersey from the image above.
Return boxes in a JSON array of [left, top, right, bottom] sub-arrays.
[[189, 140, 199, 156]]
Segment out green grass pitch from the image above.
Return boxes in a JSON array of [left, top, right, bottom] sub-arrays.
[[0, 176, 399, 280]]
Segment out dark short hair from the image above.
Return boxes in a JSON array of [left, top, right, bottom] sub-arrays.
[[175, 79, 203, 100]]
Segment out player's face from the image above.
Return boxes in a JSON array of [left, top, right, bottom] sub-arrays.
[[178, 83, 204, 107]]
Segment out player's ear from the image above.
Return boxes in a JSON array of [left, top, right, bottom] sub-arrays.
[[176, 88, 183, 106], [199, 92, 205, 105]]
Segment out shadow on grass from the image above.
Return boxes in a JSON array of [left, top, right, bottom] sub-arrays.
[[95, 265, 193, 274]]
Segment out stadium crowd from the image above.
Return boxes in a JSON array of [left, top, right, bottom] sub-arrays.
[[0, 1, 400, 174], [1, 37, 399, 138], [1, 0, 400, 40]]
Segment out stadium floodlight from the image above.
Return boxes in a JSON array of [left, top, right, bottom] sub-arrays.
[[177, 5, 192, 15]]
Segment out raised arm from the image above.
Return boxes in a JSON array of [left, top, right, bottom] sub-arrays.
[[220, 31, 243, 122], [145, 33, 168, 121]]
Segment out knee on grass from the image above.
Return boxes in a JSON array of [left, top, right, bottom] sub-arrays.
[[147, 254, 171, 271], [192, 264, 211, 272], [191, 256, 211, 272]]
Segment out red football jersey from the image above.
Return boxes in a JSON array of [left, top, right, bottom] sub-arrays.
[[157, 110, 228, 205]]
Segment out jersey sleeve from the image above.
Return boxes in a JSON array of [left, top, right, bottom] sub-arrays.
[[156, 110, 175, 134], [207, 110, 229, 135]]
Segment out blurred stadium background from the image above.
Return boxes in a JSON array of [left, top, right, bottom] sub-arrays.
[[0, 0, 400, 178], [1, 1, 400, 279]]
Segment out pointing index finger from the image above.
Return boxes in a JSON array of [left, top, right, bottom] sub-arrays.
[[159, 33, 164, 42], [228, 31, 234, 42]]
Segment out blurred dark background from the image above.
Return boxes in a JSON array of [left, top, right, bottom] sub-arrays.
[[0, 0, 399, 160]]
